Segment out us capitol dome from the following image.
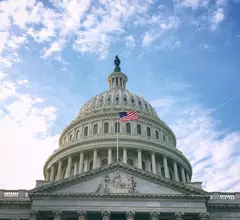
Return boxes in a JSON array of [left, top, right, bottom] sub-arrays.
[[43, 56, 192, 183], [0, 56, 239, 220]]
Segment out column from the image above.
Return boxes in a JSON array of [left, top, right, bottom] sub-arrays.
[[102, 211, 111, 220], [29, 210, 38, 220], [123, 148, 127, 164], [50, 165, 55, 181], [198, 212, 209, 220], [77, 211, 87, 220], [74, 162, 78, 175], [151, 152, 156, 174], [78, 152, 84, 173], [126, 211, 135, 220], [175, 212, 184, 220], [108, 148, 112, 164], [53, 211, 62, 220], [181, 167, 186, 183], [150, 212, 160, 220], [186, 172, 190, 183], [173, 161, 179, 182], [65, 155, 72, 178], [93, 149, 98, 169], [56, 160, 62, 180], [46, 169, 50, 181], [163, 156, 170, 178], [137, 149, 142, 169], [84, 157, 88, 172]]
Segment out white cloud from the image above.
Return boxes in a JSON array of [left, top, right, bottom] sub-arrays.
[[125, 35, 136, 49], [142, 32, 156, 47], [150, 98, 176, 108], [61, 67, 67, 72], [174, 0, 209, 9], [0, 76, 59, 189], [210, 8, 224, 30]]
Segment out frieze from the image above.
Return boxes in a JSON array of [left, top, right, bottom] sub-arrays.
[[95, 172, 137, 194]]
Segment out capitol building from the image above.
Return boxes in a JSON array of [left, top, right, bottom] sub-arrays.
[[0, 56, 239, 220]]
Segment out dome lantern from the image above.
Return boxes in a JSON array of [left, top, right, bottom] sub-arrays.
[[108, 55, 128, 90]]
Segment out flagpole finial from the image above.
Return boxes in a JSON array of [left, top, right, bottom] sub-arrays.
[[114, 55, 121, 72]]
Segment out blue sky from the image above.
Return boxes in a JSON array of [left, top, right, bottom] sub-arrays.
[[0, 0, 239, 191]]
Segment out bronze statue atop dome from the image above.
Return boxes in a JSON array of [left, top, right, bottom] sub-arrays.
[[114, 55, 121, 72]]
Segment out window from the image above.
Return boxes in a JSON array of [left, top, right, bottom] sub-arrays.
[[138, 100, 142, 107], [142, 161, 146, 170], [112, 78, 114, 86], [116, 96, 119, 102], [84, 126, 88, 136], [115, 122, 120, 133], [131, 98, 135, 104], [137, 124, 141, 134], [126, 123, 131, 133], [104, 122, 109, 133], [116, 77, 118, 86], [147, 127, 151, 137], [108, 95, 111, 102], [76, 130, 79, 139], [127, 159, 134, 166], [169, 171, 173, 181], [102, 158, 108, 166], [163, 134, 165, 142], [69, 134, 72, 141], [145, 103, 148, 109], [89, 160, 93, 170], [124, 96, 127, 102], [93, 124, 98, 134], [155, 130, 159, 139], [161, 167, 165, 177], [120, 78, 122, 86], [70, 166, 74, 176]]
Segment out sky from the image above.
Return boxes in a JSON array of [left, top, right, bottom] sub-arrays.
[[0, 0, 239, 192]]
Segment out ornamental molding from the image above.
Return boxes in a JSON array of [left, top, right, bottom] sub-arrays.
[[198, 212, 209, 220], [150, 211, 160, 220], [0, 200, 30, 208], [126, 211, 135, 220], [31, 163, 205, 196], [207, 203, 240, 208], [175, 212, 184, 220]]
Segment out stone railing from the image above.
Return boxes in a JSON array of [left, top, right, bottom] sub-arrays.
[[0, 190, 30, 200], [209, 192, 240, 202]]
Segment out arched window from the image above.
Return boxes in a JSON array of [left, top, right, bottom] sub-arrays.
[[137, 124, 141, 134], [84, 126, 88, 136], [124, 96, 127, 103], [147, 127, 151, 137], [163, 134, 165, 142], [93, 124, 98, 134], [89, 160, 93, 170], [116, 77, 118, 86], [142, 161, 146, 170], [126, 123, 131, 133], [70, 166, 74, 176], [102, 158, 108, 166], [127, 159, 134, 166], [69, 134, 72, 141], [160, 167, 165, 177], [115, 122, 120, 133], [155, 130, 159, 139], [76, 130, 79, 139], [120, 78, 122, 86], [104, 122, 109, 133]]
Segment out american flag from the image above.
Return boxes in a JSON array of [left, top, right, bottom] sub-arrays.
[[119, 111, 139, 122]]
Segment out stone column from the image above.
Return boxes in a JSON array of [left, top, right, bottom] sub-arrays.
[[74, 162, 78, 175], [151, 152, 156, 174], [186, 172, 190, 183], [53, 211, 62, 220], [126, 211, 135, 220], [65, 155, 72, 178], [93, 149, 98, 169], [78, 152, 84, 173], [123, 148, 127, 164], [198, 212, 209, 220], [173, 161, 179, 182], [175, 212, 184, 220], [50, 165, 55, 181], [150, 212, 160, 220], [137, 149, 142, 169], [29, 210, 38, 220], [102, 211, 111, 220], [45, 169, 50, 181], [77, 211, 87, 220], [163, 156, 170, 178], [108, 148, 112, 164], [56, 160, 63, 180], [181, 167, 186, 183]]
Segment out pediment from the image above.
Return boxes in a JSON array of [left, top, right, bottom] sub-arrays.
[[30, 163, 206, 196]]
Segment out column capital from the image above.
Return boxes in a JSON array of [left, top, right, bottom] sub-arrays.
[[150, 211, 160, 220], [175, 212, 184, 220], [53, 211, 62, 220], [77, 211, 87, 220], [126, 211, 135, 220], [198, 212, 209, 220], [101, 210, 111, 220], [29, 210, 38, 220]]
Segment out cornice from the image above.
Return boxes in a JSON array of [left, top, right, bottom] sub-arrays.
[[44, 136, 192, 175], [0, 200, 30, 208], [34, 163, 203, 196], [207, 203, 240, 209]]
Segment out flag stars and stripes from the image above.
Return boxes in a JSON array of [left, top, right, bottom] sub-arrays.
[[119, 111, 139, 122]]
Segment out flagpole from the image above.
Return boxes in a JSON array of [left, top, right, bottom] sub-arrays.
[[117, 113, 119, 162]]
